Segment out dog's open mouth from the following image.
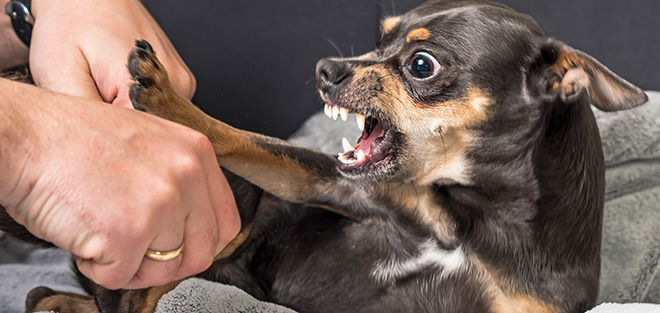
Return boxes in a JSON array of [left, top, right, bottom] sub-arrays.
[[323, 103, 396, 173]]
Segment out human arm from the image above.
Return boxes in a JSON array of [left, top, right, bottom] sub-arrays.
[[0, 78, 240, 290]]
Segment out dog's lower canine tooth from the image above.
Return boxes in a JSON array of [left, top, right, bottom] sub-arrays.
[[356, 114, 365, 131], [340, 108, 348, 121], [332, 106, 339, 120], [356, 150, 366, 162], [342, 137, 355, 152]]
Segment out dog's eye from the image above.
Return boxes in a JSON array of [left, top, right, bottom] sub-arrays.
[[408, 52, 441, 79], [376, 38, 383, 49]]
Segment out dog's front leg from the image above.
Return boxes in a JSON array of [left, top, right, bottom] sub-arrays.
[[127, 41, 368, 217], [25, 281, 180, 313]]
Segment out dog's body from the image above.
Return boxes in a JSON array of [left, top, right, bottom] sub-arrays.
[[0, 1, 649, 312]]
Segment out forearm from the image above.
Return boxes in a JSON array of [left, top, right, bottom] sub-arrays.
[[0, 0, 29, 70]]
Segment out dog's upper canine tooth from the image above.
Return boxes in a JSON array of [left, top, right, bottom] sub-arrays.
[[356, 114, 365, 131], [356, 149, 366, 162], [342, 137, 355, 152], [332, 106, 339, 120], [324, 104, 332, 118], [340, 108, 349, 121]]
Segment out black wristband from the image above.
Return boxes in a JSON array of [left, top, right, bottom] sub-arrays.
[[5, 0, 33, 47]]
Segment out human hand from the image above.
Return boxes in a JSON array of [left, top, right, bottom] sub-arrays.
[[29, 0, 196, 108], [0, 82, 240, 290]]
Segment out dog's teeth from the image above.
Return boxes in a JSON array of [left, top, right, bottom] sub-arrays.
[[340, 108, 348, 121], [342, 137, 355, 152], [356, 114, 365, 131], [339, 155, 355, 164], [324, 104, 332, 118], [356, 150, 366, 162], [338, 153, 357, 164], [332, 106, 339, 120]]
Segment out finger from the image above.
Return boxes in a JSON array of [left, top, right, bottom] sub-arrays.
[[208, 162, 241, 256], [74, 236, 145, 290], [124, 143, 218, 288], [171, 198, 219, 282], [123, 242, 185, 289], [173, 158, 231, 280], [171, 161, 240, 282], [122, 215, 185, 289]]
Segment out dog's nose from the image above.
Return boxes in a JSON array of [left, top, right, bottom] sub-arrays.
[[316, 59, 352, 92]]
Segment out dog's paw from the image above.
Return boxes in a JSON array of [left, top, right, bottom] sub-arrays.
[[25, 286, 99, 313], [26, 286, 57, 312], [128, 39, 169, 112]]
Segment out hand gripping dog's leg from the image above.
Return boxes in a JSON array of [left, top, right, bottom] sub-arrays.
[[128, 40, 365, 216]]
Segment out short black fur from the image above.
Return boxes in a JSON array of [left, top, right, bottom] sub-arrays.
[[2, 1, 649, 313]]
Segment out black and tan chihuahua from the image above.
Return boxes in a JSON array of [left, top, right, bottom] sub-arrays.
[[0, 0, 648, 312]]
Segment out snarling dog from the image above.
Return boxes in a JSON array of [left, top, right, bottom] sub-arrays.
[[4, 0, 649, 312]]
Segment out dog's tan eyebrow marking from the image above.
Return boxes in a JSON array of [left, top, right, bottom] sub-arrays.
[[406, 28, 431, 43], [382, 16, 401, 34]]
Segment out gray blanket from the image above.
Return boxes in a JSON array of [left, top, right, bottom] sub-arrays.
[[2, 91, 660, 312]]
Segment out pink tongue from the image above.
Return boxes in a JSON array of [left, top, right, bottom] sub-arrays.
[[356, 123, 386, 157]]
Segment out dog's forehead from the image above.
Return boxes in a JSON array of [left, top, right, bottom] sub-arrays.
[[381, 1, 543, 46]]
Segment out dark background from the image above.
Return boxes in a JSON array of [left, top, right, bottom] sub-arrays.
[[142, 0, 660, 139]]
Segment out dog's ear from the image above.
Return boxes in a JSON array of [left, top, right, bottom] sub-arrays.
[[541, 39, 648, 111]]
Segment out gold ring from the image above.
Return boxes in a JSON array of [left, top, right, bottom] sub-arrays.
[[145, 243, 184, 262]]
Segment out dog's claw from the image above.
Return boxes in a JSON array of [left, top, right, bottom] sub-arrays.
[[134, 39, 154, 54]]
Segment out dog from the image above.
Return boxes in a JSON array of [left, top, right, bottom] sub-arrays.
[[1, 0, 649, 312]]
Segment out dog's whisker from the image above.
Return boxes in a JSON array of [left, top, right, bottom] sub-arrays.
[[323, 37, 344, 58], [411, 184, 421, 209], [304, 77, 316, 86], [439, 130, 447, 178], [388, 180, 406, 192], [374, 0, 390, 17], [375, 88, 406, 107], [358, 12, 379, 20]]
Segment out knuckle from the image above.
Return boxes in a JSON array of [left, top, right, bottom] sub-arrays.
[[150, 177, 180, 203], [189, 130, 214, 154], [174, 152, 203, 176]]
